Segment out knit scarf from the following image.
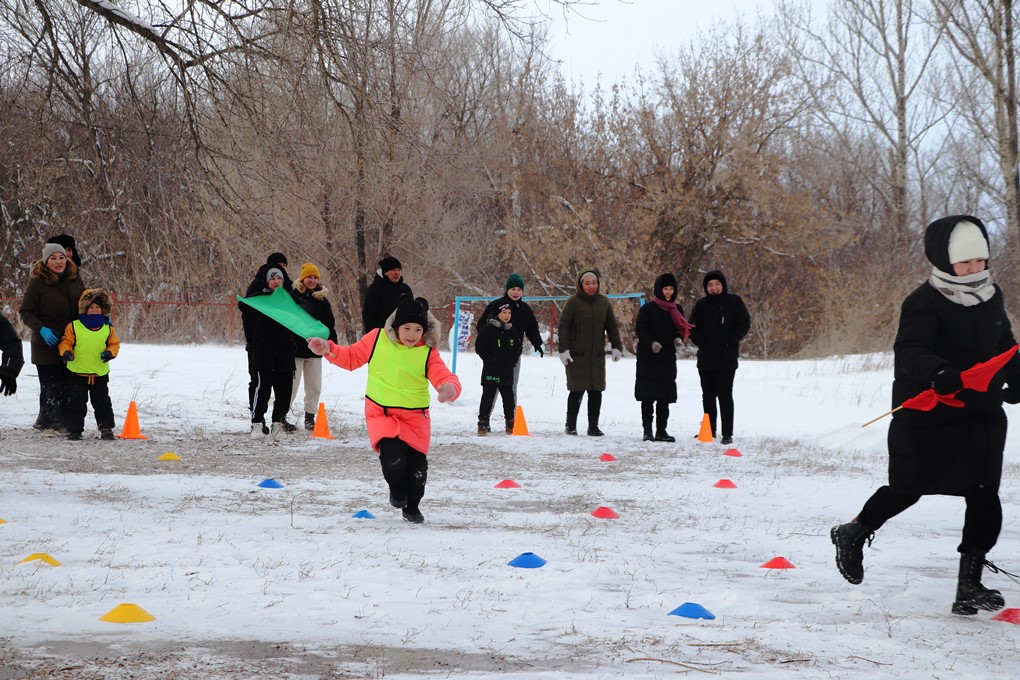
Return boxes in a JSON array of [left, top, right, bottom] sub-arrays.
[[928, 267, 996, 307], [652, 296, 693, 340]]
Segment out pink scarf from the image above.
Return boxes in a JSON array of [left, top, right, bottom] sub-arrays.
[[652, 296, 693, 340]]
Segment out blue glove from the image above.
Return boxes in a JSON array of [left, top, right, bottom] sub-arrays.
[[40, 326, 60, 346], [100, 350, 113, 362]]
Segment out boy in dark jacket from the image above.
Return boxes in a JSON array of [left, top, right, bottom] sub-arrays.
[[476, 273, 544, 397], [58, 289, 120, 440], [476, 303, 522, 435], [830, 215, 1020, 616], [688, 270, 751, 445], [244, 266, 298, 436]]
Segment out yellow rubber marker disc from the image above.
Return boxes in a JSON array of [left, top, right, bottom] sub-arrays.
[[99, 603, 156, 623]]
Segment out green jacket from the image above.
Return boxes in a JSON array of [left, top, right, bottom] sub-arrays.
[[557, 271, 622, 391]]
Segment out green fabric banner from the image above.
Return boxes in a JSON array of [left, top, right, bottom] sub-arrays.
[[237, 287, 330, 340]]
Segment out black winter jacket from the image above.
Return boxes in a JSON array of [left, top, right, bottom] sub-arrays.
[[476, 319, 522, 385], [477, 296, 544, 355], [688, 271, 750, 371], [362, 273, 413, 333], [634, 274, 684, 403], [291, 282, 338, 359]]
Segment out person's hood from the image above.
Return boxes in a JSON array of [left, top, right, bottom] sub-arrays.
[[924, 214, 990, 273], [702, 270, 728, 295], [77, 288, 112, 315], [654, 273, 678, 302]]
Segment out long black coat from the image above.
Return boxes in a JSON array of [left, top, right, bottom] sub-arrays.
[[634, 279, 684, 403], [887, 281, 1020, 495], [362, 273, 412, 333], [477, 296, 544, 354], [688, 271, 750, 371]]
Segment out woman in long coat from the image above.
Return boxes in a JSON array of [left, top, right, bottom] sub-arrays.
[[20, 242, 86, 432], [557, 269, 623, 436], [634, 273, 691, 442], [830, 215, 1020, 616]]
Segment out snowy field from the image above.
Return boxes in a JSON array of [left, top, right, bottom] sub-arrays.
[[1, 342, 1019, 678]]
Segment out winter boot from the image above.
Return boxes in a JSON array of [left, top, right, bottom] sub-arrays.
[[388, 486, 407, 509], [654, 431, 676, 442], [654, 404, 674, 441], [587, 391, 604, 436], [100, 429, 114, 441], [830, 519, 875, 585], [505, 419, 514, 434], [565, 410, 578, 435], [304, 412, 316, 430], [643, 426, 654, 442], [67, 432, 83, 441], [952, 551, 1006, 615], [402, 508, 425, 523], [477, 418, 491, 436]]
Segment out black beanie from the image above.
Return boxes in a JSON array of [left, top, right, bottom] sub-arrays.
[[392, 295, 429, 329], [47, 234, 81, 267], [379, 256, 402, 273], [266, 252, 288, 267]]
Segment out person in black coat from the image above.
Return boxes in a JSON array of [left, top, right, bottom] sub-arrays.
[[362, 256, 412, 334], [240, 252, 289, 410], [634, 273, 692, 442], [476, 273, 545, 397], [244, 265, 297, 436], [831, 215, 1020, 616], [0, 312, 25, 397], [688, 270, 750, 445], [290, 262, 338, 429], [475, 303, 523, 435]]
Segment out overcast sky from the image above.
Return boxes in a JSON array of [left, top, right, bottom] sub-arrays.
[[545, 0, 777, 86]]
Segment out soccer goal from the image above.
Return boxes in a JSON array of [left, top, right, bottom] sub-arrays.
[[449, 294, 645, 374]]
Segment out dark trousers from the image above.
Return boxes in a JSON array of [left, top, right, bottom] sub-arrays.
[[35, 364, 69, 430], [641, 400, 670, 434], [66, 373, 115, 435], [859, 485, 1002, 554], [479, 381, 516, 422], [247, 351, 257, 411], [378, 438, 428, 512], [698, 368, 736, 438], [250, 367, 293, 424], [567, 389, 603, 426]]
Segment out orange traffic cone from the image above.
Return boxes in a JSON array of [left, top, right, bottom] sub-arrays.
[[697, 413, 713, 442], [311, 402, 334, 440], [116, 401, 147, 439], [511, 405, 530, 436]]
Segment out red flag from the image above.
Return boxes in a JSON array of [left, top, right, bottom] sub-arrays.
[[960, 344, 1019, 392], [901, 344, 1019, 412]]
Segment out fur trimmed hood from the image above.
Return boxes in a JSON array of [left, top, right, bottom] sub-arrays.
[[383, 308, 442, 349], [31, 259, 80, 285], [78, 288, 112, 314], [294, 280, 329, 300]]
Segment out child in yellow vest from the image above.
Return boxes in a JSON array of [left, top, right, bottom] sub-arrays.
[[308, 295, 461, 523], [58, 289, 120, 441]]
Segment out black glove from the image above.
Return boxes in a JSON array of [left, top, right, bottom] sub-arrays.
[[931, 367, 963, 395], [62, 351, 74, 363], [1003, 385, 1020, 405], [0, 368, 15, 396], [100, 350, 113, 362]]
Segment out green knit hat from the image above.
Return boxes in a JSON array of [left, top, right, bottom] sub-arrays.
[[505, 273, 524, 293]]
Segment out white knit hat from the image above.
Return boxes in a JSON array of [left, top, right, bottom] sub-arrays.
[[947, 220, 989, 264]]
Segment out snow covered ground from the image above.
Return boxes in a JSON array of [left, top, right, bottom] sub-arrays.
[[1, 343, 1019, 678]]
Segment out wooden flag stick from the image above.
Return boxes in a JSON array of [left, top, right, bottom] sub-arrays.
[[861, 405, 903, 428]]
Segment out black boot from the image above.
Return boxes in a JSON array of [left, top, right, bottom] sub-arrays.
[[304, 412, 316, 430], [587, 390, 604, 436], [653, 402, 674, 441], [830, 519, 875, 585], [565, 393, 581, 435], [641, 402, 654, 441], [477, 417, 490, 436], [952, 551, 1006, 615]]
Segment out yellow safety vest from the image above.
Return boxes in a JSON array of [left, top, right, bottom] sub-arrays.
[[366, 331, 431, 409], [65, 320, 111, 377]]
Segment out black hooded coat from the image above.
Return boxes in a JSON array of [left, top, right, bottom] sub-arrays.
[[887, 215, 1020, 495], [688, 271, 750, 371], [634, 274, 684, 403]]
